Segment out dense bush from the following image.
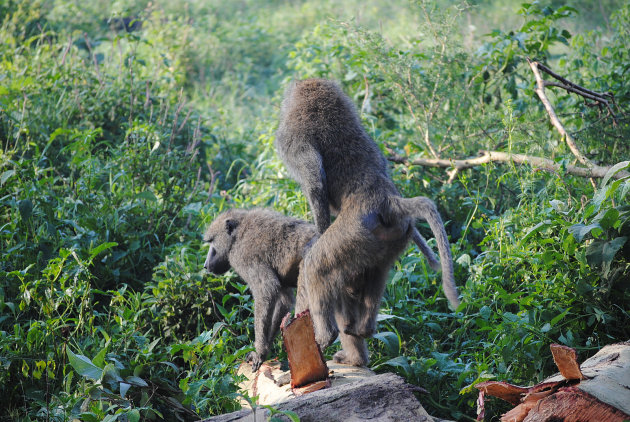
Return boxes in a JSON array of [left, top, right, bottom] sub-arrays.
[[1, 0, 628, 420]]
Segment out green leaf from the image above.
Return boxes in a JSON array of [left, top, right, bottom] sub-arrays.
[[520, 220, 551, 243], [127, 409, 140, 422], [120, 382, 131, 399], [568, 222, 601, 242], [89, 242, 118, 261], [602, 237, 627, 264], [0, 169, 15, 186], [92, 347, 108, 368], [125, 376, 149, 387], [586, 241, 605, 265], [375, 356, 412, 375], [136, 190, 158, 202], [102, 363, 123, 386], [550, 308, 570, 326], [601, 161, 629, 187], [18, 199, 33, 221], [372, 331, 399, 355], [67, 349, 103, 380], [598, 208, 619, 230], [479, 305, 492, 320]]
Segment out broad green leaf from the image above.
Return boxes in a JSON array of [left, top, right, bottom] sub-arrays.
[[127, 409, 140, 422], [601, 161, 630, 187], [0, 170, 15, 186], [136, 190, 158, 202], [126, 376, 148, 387], [586, 241, 605, 265], [550, 308, 570, 326], [520, 220, 551, 243], [602, 237, 627, 263], [120, 382, 131, 399], [102, 363, 123, 386], [372, 331, 399, 355], [18, 199, 33, 221], [67, 349, 103, 380], [568, 222, 601, 242], [598, 208, 619, 230], [89, 242, 118, 261], [92, 347, 108, 368], [377, 356, 412, 375]]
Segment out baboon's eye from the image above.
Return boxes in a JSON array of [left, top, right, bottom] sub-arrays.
[[204, 236, 214, 244]]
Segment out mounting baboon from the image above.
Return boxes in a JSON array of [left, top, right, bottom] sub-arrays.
[[275, 79, 460, 364], [203, 208, 319, 371]]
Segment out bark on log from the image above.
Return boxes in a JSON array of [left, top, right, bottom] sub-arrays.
[[203, 372, 452, 422], [476, 342, 630, 422]]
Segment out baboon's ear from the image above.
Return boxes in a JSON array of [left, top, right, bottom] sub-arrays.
[[225, 218, 238, 235]]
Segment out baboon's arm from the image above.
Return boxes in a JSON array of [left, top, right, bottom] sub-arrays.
[[247, 267, 283, 371]]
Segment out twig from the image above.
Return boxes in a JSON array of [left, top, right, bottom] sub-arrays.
[[392, 82, 440, 158], [60, 36, 72, 65], [83, 33, 103, 86], [527, 59, 594, 167], [386, 148, 629, 181], [536, 62, 613, 101]]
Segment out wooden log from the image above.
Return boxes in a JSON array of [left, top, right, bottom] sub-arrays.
[[236, 360, 376, 407], [476, 342, 630, 421], [203, 372, 451, 422]]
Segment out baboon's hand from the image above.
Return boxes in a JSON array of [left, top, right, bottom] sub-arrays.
[[274, 372, 291, 386], [246, 351, 262, 372]]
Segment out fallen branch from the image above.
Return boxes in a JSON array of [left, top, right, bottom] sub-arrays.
[[386, 148, 629, 180]]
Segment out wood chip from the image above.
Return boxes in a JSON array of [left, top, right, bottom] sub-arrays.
[[550, 343, 584, 380], [280, 310, 329, 389]]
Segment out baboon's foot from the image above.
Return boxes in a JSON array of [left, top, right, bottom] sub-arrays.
[[333, 349, 368, 367], [246, 351, 263, 372]]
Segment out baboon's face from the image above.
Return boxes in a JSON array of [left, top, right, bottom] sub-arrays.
[[203, 213, 238, 275]]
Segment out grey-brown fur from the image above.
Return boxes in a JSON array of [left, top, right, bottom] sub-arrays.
[[275, 79, 460, 366], [203, 208, 318, 371]]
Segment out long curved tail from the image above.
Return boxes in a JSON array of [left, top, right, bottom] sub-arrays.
[[396, 196, 460, 309]]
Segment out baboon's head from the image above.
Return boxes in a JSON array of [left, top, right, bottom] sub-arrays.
[[203, 211, 240, 275]]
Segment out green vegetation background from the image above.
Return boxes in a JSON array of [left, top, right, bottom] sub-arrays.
[[1, 0, 629, 420]]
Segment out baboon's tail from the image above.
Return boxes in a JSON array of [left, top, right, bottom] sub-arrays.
[[411, 228, 440, 272], [396, 196, 460, 309]]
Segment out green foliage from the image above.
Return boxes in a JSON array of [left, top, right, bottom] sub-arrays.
[[1, 0, 629, 420]]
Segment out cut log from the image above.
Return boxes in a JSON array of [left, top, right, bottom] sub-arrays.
[[202, 372, 452, 422], [236, 359, 376, 406], [476, 342, 630, 421]]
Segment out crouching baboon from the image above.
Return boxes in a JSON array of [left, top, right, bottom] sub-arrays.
[[203, 208, 318, 371], [275, 79, 460, 365]]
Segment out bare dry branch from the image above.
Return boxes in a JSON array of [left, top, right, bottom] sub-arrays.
[[527, 59, 594, 167], [386, 148, 629, 180]]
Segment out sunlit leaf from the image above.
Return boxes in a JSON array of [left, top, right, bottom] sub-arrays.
[[67, 349, 102, 380]]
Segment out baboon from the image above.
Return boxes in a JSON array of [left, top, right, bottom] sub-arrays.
[[275, 79, 460, 365], [203, 208, 318, 371]]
